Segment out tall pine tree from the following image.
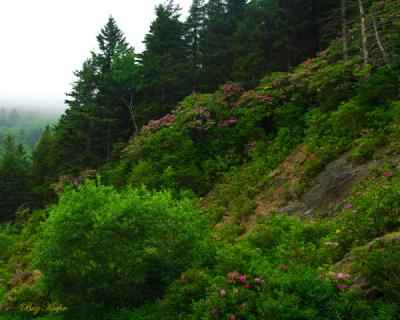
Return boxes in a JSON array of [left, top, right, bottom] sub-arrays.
[[30, 127, 57, 208], [138, 0, 190, 123], [54, 16, 137, 172], [199, 0, 246, 91], [0, 135, 30, 222], [185, 0, 206, 91]]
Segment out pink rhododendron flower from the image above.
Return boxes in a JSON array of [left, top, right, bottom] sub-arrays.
[[338, 284, 348, 291], [220, 117, 237, 127], [260, 95, 272, 101], [254, 277, 263, 283], [336, 273, 346, 280], [220, 290, 226, 296], [231, 315, 237, 320], [239, 275, 247, 282], [279, 264, 288, 272], [243, 283, 251, 288], [228, 272, 239, 279], [181, 274, 187, 282], [346, 204, 353, 209], [384, 171, 395, 178]]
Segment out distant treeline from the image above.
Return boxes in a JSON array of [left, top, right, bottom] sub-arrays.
[[0, 107, 58, 154]]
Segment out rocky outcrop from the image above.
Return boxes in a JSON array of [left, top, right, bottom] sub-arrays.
[[278, 152, 376, 217], [8, 270, 42, 289], [332, 231, 400, 297]]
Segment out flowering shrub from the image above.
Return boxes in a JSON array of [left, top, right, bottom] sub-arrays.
[[192, 272, 264, 319], [142, 113, 176, 133], [220, 83, 243, 105], [330, 166, 400, 249], [219, 117, 237, 128]]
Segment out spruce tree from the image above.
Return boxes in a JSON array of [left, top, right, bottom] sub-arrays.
[[30, 127, 57, 208], [0, 135, 30, 222], [199, 0, 246, 91], [96, 16, 127, 71], [55, 57, 100, 173], [139, 0, 190, 123], [54, 16, 136, 171], [185, 0, 206, 91]]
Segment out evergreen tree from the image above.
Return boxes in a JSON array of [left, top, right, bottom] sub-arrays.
[[0, 135, 30, 222], [93, 16, 133, 162], [55, 57, 100, 173], [232, 0, 339, 87], [54, 16, 136, 172], [111, 45, 140, 134], [185, 0, 206, 91], [139, 0, 190, 123], [199, 0, 246, 91], [0, 107, 7, 126], [30, 127, 57, 208], [232, 0, 287, 86], [96, 16, 127, 72], [8, 108, 19, 126], [199, 0, 230, 91]]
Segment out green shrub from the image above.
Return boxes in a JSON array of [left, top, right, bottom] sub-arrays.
[[361, 240, 400, 301], [35, 182, 211, 318]]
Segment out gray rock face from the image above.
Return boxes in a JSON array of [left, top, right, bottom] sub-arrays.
[[279, 153, 375, 217]]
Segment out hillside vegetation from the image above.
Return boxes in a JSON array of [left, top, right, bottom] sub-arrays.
[[0, 0, 400, 319]]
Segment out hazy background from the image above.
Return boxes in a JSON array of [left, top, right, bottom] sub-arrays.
[[0, 0, 192, 114]]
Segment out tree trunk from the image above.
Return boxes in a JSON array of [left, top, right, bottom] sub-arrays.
[[359, 0, 368, 65], [372, 14, 391, 68], [341, 0, 349, 60]]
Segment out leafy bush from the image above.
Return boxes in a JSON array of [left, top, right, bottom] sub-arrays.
[[35, 182, 211, 318], [361, 240, 400, 301]]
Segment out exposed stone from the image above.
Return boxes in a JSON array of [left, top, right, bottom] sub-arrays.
[[8, 270, 42, 289], [324, 242, 340, 247], [278, 152, 376, 217], [332, 231, 400, 295]]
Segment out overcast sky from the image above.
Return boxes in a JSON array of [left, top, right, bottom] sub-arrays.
[[0, 0, 192, 112]]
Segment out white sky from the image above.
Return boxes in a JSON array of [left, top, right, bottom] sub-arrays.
[[0, 0, 192, 112]]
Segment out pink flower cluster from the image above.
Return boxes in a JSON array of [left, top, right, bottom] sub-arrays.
[[384, 171, 395, 178], [186, 106, 216, 131], [319, 49, 329, 58], [302, 59, 315, 69], [260, 95, 272, 102], [143, 114, 176, 133], [222, 83, 243, 93], [338, 284, 348, 291], [221, 83, 243, 102], [219, 117, 237, 128], [208, 272, 264, 318], [226, 272, 264, 288], [279, 264, 288, 272], [324, 272, 349, 291]]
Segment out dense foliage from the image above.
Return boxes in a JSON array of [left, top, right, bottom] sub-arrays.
[[1, 0, 400, 319], [34, 183, 210, 317]]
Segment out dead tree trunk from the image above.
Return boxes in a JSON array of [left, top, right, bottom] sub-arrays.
[[371, 14, 391, 68], [359, 0, 369, 65], [341, 0, 349, 60], [122, 95, 138, 135]]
